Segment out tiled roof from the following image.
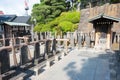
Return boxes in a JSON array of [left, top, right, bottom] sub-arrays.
[[4, 22, 30, 26], [12, 16, 31, 23], [89, 13, 120, 23], [0, 15, 16, 24]]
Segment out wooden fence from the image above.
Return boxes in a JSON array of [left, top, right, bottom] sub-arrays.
[[0, 35, 69, 80]]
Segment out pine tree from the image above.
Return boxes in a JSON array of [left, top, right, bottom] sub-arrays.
[[32, 0, 66, 24]]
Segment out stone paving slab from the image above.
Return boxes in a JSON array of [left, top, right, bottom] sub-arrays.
[[30, 49, 110, 80]]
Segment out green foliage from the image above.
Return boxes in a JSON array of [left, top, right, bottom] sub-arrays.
[[110, 0, 120, 3], [34, 11, 80, 33], [33, 23, 43, 32], [32, 0, 66, 24], [57, 11, 80, 23], [58, 21, 77, 33]]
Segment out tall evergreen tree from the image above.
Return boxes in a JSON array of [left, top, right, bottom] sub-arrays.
[[32, 0, 66, 24]]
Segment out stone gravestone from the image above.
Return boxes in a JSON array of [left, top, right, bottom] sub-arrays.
[[40, 32, 43, 40], [52, 39, 56, 55], [5, 39, 10, 46], [42, 32, 45, 39], [44, 40, 51, 58], [16, 38, 20, 44], [78, 36, 82, 49], [70, 37, 74, 48], [57, 35, 60, 46], [73, 31, 77, 46], [37, 33, 41, 40], [20, 45, 29, 65], [67, 32, 70, 39], [0, 50, 10, 74], [85, 36, 90, 47], [34, 42, 40, 59]]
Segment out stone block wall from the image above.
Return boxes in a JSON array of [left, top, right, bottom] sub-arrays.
[[78, 3, 120, 32]]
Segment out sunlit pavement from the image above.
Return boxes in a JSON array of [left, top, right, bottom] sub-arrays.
[[30, 48, 110, 80]]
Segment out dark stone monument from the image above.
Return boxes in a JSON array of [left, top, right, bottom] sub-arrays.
[[20, 45, 30, 65], [5, 39, 10, 46], [44, 40, 52, 58], [16, 38, 20, 44], [37, 33, 41, 40], [0, 50, 10, 74], [45, 40, 50, 55], [52, 39, 56, 55], [34, 43, 40, 59]]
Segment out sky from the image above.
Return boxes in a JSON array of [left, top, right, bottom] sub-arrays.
[[0, 0, 40, 16]]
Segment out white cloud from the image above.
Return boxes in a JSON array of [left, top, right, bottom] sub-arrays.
[[0, 0, 40, 16]]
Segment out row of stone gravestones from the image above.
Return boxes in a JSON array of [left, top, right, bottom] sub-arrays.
[[33, 32, 53, 41], [0, 38, 58, 80], [66, 31, 95, 48]]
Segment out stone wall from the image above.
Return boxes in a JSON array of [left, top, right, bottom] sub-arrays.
[[78, 3, 120, 32]]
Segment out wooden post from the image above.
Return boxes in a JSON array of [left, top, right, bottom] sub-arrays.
[[65, 40, 68, 54], [12, 36, 18, 66], [24, 37, 32, 60], [2, 34, 5, 46]]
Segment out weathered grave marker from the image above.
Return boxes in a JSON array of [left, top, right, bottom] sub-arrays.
[[85, 36, 90, 47], [0, 50, 10, 74], [78, 36, 82, 49], [34, 43, 40, 59], [20, 45, 29, 65]]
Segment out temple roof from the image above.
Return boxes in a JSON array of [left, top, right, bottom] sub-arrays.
[[4, 22, 30, 27], [89, 13, 120, 23], [0, 15, 16, 24], [12, 16, 30, 23]]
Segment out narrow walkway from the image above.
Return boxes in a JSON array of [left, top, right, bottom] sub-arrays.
[[31, 48, 111, 80]]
